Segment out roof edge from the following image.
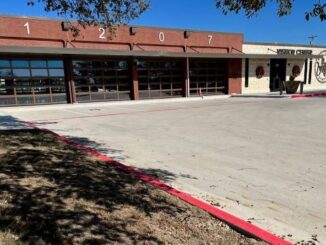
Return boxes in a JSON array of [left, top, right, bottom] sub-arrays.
[[244, 41, 326, 49]]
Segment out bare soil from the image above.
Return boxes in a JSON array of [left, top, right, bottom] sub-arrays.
[[0, 129, 267, 245]]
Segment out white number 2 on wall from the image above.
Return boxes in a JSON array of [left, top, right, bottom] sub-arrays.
[[99, 28, 106, 39], [24, 22, 30, 35], [208, 35, 213, 45]]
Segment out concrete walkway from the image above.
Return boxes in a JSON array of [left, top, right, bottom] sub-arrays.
[[1, 96, 326, 244]]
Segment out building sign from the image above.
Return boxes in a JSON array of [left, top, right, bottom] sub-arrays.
[[277, 49, 313, 55], [315, 50, 326, 83]]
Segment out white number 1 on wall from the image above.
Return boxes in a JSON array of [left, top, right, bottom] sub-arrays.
[[24, 22, 30, 35]]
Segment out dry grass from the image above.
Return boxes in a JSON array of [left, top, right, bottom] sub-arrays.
[[0, 129, 267, 245]]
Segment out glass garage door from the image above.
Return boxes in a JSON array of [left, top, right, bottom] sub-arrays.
[[137, 60, 183, 99], [72, 60, 132, 102], [189, 59, 228, 96], [0, 59, 66, 106]]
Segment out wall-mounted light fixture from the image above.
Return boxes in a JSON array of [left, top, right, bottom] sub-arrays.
[[130, 27, 137, 36], [184, 31, 190, 39], [61, 21, 70, 31]]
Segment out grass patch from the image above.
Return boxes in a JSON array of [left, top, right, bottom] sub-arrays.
[[0, 129, 266, 244]]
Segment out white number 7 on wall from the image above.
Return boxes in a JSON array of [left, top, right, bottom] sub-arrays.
[[208, 35, 213, 45]]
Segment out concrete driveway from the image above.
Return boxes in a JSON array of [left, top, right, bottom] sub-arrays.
[[1, 97, 326, 243]]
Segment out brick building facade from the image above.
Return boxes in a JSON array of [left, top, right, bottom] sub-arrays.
[[0, 15, 323, 106]]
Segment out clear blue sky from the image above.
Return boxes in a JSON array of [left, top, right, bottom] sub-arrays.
[[0, 0, 325, 45]]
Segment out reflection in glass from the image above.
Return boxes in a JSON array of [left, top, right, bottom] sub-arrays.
[[49, 69, 64, 77], [13, 69, 30, 77], [73, 59, 131, 102], [31, 69, 48, 77], [0, 60, 10, 67], [0, 69, 12, 77], [48, 60, 64, 68], [12, 60, 29, 68], [30, 60, 47, 68]]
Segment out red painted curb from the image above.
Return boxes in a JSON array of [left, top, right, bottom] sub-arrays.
[[291, 92, 326, 99], [23, 120, 292, 245]]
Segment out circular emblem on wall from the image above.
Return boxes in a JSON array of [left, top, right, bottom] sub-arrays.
[[292, 65, 301, 77], [315, 50, 326, 83], [256, 66, 265, 79]]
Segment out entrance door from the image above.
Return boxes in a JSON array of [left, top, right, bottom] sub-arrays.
[[270, 59, 286, 92]]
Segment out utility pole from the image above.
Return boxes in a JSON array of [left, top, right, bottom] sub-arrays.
[[308, 36, 318, 46]]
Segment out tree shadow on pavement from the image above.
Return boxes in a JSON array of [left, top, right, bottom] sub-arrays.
[[0, 115, 29, 130], [67, 135, 128, 162], [137, 168, 198, 183]]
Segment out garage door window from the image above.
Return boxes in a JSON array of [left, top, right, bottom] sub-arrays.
[[0, 59, 66, 106]]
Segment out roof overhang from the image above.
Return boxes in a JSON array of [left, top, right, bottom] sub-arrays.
[[0, 46, 322, 59]]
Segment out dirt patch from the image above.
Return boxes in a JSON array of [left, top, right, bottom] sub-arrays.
[[0, 129, 267, 244]]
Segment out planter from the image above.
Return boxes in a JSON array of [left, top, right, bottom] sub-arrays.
[[285, 81, 301, 94]]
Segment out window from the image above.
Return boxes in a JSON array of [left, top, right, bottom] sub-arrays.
[[137, 60, 183, 99], [0, 59, 66, 106], [72, 59, 131, 102], [189, 59, 228, 96]]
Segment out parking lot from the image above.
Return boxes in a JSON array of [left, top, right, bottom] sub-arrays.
[[1, 97, 326, 243]]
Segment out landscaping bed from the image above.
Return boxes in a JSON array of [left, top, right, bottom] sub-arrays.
[[0, 129, 266, 244]]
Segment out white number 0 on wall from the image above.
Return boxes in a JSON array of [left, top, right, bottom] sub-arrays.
[[24, 22, 30, 35], [99, 28, 106, 39], [159, 32, 165, 42]]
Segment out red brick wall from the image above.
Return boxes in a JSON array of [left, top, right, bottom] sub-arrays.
[[228, 59, 242, 94], [0, 15, 244, 96], [0, 15, 243, 54]]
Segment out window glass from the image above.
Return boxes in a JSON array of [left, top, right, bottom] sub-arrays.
[[13, 69, 30, 77], [49, 69, 64, 77], [117, 61, 128, 70], [49, 78, 65, 86], [31, 69, 48, 77], [51, 87, 66, 94], [16, 87, 32, 94], [34, 96, 51, 103], [14, 78, 32, 86], [30, 60, 47, 68], [17, 96, 33, 104], [75, 78, 88, 86], [73, 61, 88, 69], [0, 60, 10, 67], [34, 87, 50, 94], [103, 61, 116, 69], [33, 79, 49, 86], [12, 60, 29, 68], [52, 94, 67, 102], [0, 87, 14, 95], [72, 59, 131, 102], [48, 60, 64, 68], [0, 69, 12, 77]]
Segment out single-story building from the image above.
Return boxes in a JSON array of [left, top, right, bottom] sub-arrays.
[[0, 15, 324, 106]]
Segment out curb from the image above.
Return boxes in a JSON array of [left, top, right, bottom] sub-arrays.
[[23, 120, 293, 245], [291, 92, 326, 99]]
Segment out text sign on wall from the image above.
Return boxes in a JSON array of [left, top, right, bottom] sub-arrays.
[[277, 49, 313, 55]]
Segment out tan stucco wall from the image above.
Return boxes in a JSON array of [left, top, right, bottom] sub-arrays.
[[242, 43, 326, 94]]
